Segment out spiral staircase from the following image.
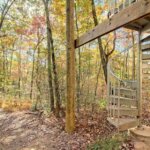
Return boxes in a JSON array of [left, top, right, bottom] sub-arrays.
[[107, 30, 150, 131], [142, 35, 150, 102]]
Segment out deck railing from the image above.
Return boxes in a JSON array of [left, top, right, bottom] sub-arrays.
[[108, 0, 138, 17]]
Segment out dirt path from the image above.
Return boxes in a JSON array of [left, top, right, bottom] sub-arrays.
[[0, 110, 59, 150], [0, 110, 115, 150]]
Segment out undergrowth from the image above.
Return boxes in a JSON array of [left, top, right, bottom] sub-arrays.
[[0, 99, 31, 112], [87, 133, 129, 150], [0, 99, 51, 115]]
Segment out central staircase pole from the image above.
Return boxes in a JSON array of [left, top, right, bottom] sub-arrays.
[[137, 31, 142, 127]]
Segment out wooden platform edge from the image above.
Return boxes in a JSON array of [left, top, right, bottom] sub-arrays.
[[75, 0, 150, 48], [107, 118, 138, 131]]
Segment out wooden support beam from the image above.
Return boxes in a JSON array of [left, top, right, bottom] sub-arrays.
[[75, 0, 150, 48], [124, 23, 141, 31], [66, 0, 75, 133], [142, 22, 150, 32]]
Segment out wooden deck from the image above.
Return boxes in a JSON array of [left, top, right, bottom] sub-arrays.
[[107, 118, 138, 131], [75, 0, 150, 48]]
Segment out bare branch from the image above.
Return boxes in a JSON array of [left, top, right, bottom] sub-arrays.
[[0, 0, 16, 30], [106, 31, 116, 57]]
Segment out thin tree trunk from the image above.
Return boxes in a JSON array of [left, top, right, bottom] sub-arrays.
[[132, 31, 136, 80], [35, 40, 42, 111], [18, 47, 21, 98], [91, 0, 108, 83], [91, 0, 116, 84], [75, 1, 81, 113], [0, 0, 16, 31], [43, 0, 55, 112], [92, 64, 101, 112], [30, 31, 44, 100], [2, 48, 6, 96], [66, 0, 75, 133], [49, 21, 61, 117], [9, 49, 14, 77], [30, 48, 36, 99]]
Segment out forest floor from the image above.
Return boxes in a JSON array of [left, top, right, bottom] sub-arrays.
[[0, 109, 116, 150], [0, 107, 150, 150]]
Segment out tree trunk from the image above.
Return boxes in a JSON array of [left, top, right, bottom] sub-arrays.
[[2, 47, 6, 97], [92, 64, 101, 112], [0, 0, 16, 31], [30, 30, 44, 100], [50, 22, 61, 118], [30, 48, 36, 100], [43, 0, 55, 112], [35, 39, 42, 111], [91, 0, 108, 83], [91, 0, 116, 83], [18, 46, 21, 98], [66, 0, 75, 133], [75, 1, 81, 113], [132, 31, 136, 80]]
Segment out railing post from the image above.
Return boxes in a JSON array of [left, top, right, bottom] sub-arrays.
[[107, 62, 110, 118], [117, 79, 121, 132]]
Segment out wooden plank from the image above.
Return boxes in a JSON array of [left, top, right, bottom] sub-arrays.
[[142, 78, 150, 82], [142, 54, 150, 60], [143, 73, 150, 77], [124, 24, 140, 31], [142, 22, 150, 32], [119, 120, 138, 131], [143, 71, 150, 74], [142, 59, 150, 64], [141, 35, 150, 42], [142, 63, 150, 69], [107, 118, 138, 131], [142, 44, 150, 51], [75, 0, 150, 48], [124, 17, 148, 30]]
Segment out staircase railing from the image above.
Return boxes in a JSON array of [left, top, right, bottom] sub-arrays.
[[108, 0, 138, 17], [107, 44, 138, 124]]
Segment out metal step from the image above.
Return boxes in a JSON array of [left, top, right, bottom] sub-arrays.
[[124, 81, 137, 89], [142, 54, 150, 60], [141, 35, 150, 42], [142, 80, 150, 84], [142, 63, 150, 69], [143, 86, 150, 90], [108, 106, 138, 117], [110, 95, 137, 107], [111, 87, 137, 98], [143, 72, 150, 75], [107, 117, 138, 131], [142, 44, 150, 51], [142, 91, 150, 96], [143, 73, 150, 79], [142, 69, 150, 73], [112, 87, 136, 92]]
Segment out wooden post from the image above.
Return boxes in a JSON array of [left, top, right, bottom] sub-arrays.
[[65, 0, 75, 133], [137, 31, 142, 127]]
